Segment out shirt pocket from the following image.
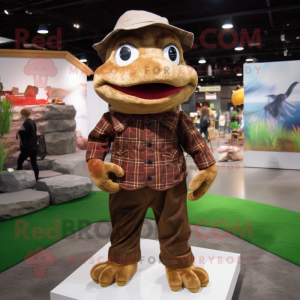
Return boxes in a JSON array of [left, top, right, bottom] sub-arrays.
[[161, 149, 178, 161], [161, 149, 182, 182], [115, 149, 129, 156], [111, 147, 129, 163]]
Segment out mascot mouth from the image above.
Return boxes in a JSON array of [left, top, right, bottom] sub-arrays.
[[108, 83, 183, 100]]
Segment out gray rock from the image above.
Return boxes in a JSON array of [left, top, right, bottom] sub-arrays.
[[4, 153, 56, 171], [5, 105, 76, 153], [36, 119, 76, 134], [34, 155, 63, 170], [0, 190, 50, 220], [1, 138, 19, 152], [39, 170, 63, 179], [37, 159, 53, 170], [13, 105, 76, 121], [43, 155, 67, 160], [3, 152, 30, 170], [52, 151, 90, 178], [36, 174, 92, 204], [0, 170, 35, 192], [26, 158, 53, 171], [44, 131, 77, 155]]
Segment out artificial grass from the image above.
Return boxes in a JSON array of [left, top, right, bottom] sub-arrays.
[[0, 191, 299, 272]]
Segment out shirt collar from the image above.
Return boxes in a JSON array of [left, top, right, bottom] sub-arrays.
[[152, 108, 180, 131], [110, 108, 180, 132], [110, 111, 136, 132]]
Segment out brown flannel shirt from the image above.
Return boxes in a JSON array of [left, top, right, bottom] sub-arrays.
[[86, 108, 216, 191]]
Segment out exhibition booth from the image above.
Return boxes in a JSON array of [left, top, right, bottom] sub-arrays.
[[0, 49, 94, 212], [0, 5, 299, 300]]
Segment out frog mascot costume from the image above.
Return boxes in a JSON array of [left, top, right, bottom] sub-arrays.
[[86, 10, 217, 293]]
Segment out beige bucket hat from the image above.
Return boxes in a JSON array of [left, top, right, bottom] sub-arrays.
[[93, 10, 194, 62]]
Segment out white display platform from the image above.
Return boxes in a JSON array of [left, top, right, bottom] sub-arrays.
[[51, 239, 240, 300], [244, 150, 300, 170]]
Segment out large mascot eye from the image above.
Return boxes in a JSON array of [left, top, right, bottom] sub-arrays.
[[163, 45, 180, 66], [115, 44, 139, 66]]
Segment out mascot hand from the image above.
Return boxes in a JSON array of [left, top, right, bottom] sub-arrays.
[[88, 159, 124, 194], [187, 164, 218, 201]]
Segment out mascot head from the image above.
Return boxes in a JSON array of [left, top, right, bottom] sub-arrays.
[[93, 10, 198, 114]]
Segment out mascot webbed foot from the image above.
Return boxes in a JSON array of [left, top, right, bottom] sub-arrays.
[[166, 265, 209, 293], [90, 261, 138, 287]]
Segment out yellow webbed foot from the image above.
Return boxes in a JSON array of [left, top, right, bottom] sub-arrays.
[[166, 265, 209, 293], [90, 261, 138, 287]]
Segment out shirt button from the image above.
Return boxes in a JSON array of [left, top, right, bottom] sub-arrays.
[[147, 159, 153, 164], [147, 142, 152, 147], [146, 121, 152, 126], [147, 176, 152, 181]]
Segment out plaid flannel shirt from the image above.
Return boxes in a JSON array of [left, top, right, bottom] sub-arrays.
[[86, 108, 216, 190]]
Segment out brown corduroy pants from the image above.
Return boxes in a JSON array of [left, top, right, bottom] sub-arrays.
[[108, 179, 194, 269]]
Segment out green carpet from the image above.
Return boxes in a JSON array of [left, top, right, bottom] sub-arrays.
[[0, 191, 299, 272]]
